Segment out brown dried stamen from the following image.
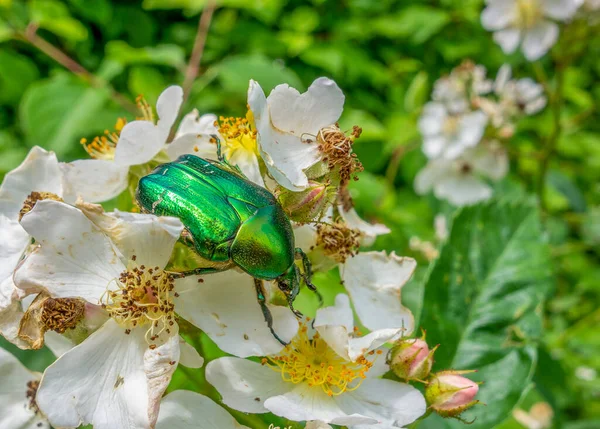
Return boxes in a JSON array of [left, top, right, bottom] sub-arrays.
[[26, 380, 40, 413], [314, 221, 360, 263], [317, 124, 364, 188], [19, 191, 63, 220]]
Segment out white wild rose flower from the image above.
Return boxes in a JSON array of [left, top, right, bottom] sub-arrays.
[[0, 146, 64, 347], [0, 347, 49, 429], [248, 77, 345, 191], [432, 63, 493, 114], [206, 294, 426, 428], [13, 200, 296, 429], [418, 102, 488, 160], [415, 144, 509, 206], [481, 0, 582, 61]]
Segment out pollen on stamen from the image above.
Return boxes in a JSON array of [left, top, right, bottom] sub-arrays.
[[263, 323, 375, 397], [81, 117, 125, 160], [315, 221, 361, 263], [100, 258, 175, 346], [317, 123, 364, 188], [218, 113, 258, 158]]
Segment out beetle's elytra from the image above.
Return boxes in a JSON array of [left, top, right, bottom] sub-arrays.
[[136, 146, 319, 345]]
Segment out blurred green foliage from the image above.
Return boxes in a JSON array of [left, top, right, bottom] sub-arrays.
[[0, 0, 599, 428]]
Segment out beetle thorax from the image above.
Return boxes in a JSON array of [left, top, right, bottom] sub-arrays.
[[101, 258, 176, 343]]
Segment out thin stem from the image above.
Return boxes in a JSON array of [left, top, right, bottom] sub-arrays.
[[536, 64, 564, 214], [18, 24, 137, 114], [182, 1, 217, 104]]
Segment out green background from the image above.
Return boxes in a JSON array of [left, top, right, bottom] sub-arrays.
[[1, 0, 599, 428]]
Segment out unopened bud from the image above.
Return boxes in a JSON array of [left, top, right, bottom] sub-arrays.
[[278, 181, 331, 222], [388, 336, 436, 381], [425, 370, 480, 419]]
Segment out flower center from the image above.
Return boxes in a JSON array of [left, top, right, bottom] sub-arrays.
[[316, 124, 364, 188], [218, 113, 258, 159], [101, 260, 176, 343], [263, 324, 374, 396], [515, 0, 543, 29], [314, 221, 360, 263], [442, 116, 460, 137], [26, 380, 40, 413], [19, 191, 64, 220]]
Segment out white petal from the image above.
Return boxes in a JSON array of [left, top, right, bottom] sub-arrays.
[[176, 110, 218, 138], [265, 383, 377, 426], [145, 325, 180, 427], [414, 160, 452, 195], [457, 110, 488, 148], [249, 80, 321, 191], [471, 146, 509, 180], [543, 0, 581, 20], [99, 211, 182, 268], [422, 136, 448, 159], [0, 215, 29, 310], [16, 201, 125, 303], [115, 121, 164, 166], [293, 223, 318, 252], [0, 300, 28, 348], [341, 251, 416, 333], [494, 64, 513, 94], [306, 421, 333, 429], [418, 103, 447, 137], [156, 86, 184, 142], [0, 146, 63, 219], [44, 331, 76, 358], [268, 77, 345, 136], [205, 357, 290, 413], [493, 28, 522, 54], [0, 347, 48, 429], [338, 206, 390, 245], [228, 150, 265, 187], [336, 378, 426, 427], [522, 21, 559, 61], [156, 390, 250, 429], [174, 271, 298, 357], [36, 319, 150, 429], [60, 160, 129, 203], [166, 134, 218, 161], [481, 0, 518, 30], [435, 174, 493, 206], [178, 340, 204, 368]]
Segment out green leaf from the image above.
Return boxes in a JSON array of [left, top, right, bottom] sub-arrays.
[[404, 71, 429, 112], [418, 201, 553, 429], [0, 18, 13, 43], [371, 6, 450, 44], [28, 0, 88, 42], [67, 0, 112, 27], [0, 50, 39, 105], [217, 54, 303, 95], [128, 66, 167, 105], [105, 41, 186, 68], [19, 74, 116, 158]]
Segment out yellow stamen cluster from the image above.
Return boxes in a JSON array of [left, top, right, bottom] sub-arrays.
[[26, 380, 40, 413], [80, 117, 125, 160], [101, 259, 176, 345], [217, 113, 258, 158], [263, 323, 375, 396], [516, 0, 543, 29], [317, 124, 364, 188], [19, 191, 64, 221], [314, 221, 361, 263], [135, 95, 155, 122]]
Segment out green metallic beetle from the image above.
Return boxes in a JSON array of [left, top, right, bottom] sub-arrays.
[[136, 137, 320, 345]]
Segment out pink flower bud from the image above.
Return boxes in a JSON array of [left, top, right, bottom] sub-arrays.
[[425, 370, 480, 419], [278, 181, 331, 222], [388, 337, 436, 381]]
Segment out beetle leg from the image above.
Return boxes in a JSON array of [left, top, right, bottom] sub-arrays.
[[254, 278, 289, 346], [211, 134, 225, 162], [295, 248, 323, 306], [167, 266, 227, 279]]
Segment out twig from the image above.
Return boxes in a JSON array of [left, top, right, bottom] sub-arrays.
[[18, 24, 137, 114], [182, 1, 217, 104]]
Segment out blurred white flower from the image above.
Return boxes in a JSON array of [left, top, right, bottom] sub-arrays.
[[156, 390, 250, 429], [206, 294, 425, 427], [0, 146, 63, 346], [248, 78, 345, 191], [512, 402, 554, 429], [0, 347, 49, 429], [481, 0, 581, 60], [432, 62, 493, 113], [495, 65, 547, 115], [415, 144, 509, 206], [418, 102, 488, 160]]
